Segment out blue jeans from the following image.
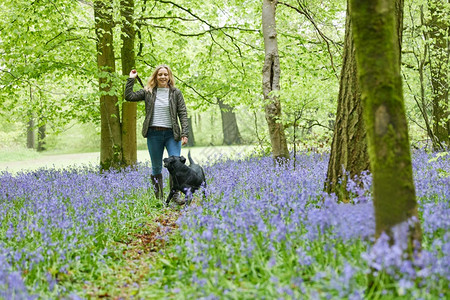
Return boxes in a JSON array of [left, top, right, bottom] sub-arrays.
[[147, 128, 181, 175]]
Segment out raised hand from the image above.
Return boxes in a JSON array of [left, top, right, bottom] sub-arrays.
[[129, 69, 138, 78]]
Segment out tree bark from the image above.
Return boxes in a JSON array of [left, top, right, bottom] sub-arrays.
[[94, 0, 123, 170], [325, 2, 369, 201], [218, 99, 242, 145], [325, 0, 405, 201], [262, 0, 289, 161], [37, 123, 46, 152], [350, 0, 421, 247], [187, 117, 195, 147], [26, 86, 35, 149], [26, 115, 35, 149], [120, 0, 138, 166], [428, 0, 449, 150]]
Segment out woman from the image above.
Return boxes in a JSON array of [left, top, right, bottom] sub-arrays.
[[125, 64, 189, 202]]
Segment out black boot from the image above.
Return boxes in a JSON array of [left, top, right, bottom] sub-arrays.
[[169, 175, 184, 204], [151, 174, 164, 201]]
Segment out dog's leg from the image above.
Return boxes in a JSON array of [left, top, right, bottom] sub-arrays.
[[165, 190, 175, 206], [169, 174, 182, 203], [201, 182, 207, 200]]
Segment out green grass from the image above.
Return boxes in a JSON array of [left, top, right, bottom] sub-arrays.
[[0, 148, 41, 162]]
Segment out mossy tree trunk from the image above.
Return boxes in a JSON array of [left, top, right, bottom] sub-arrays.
[[94, 0, 123, 170], [325, 2, 369, 201], [350, 0, 422, 247], [262, 0, 289, 161], [120, 0, 138, 166], [427, 0, 449, 150]]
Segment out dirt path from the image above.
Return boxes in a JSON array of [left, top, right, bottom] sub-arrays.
[[0, 145, 254, 173], [84, 209, 182, 298]]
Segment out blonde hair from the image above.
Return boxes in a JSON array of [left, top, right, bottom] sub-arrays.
[[145, 64, 176, 92]]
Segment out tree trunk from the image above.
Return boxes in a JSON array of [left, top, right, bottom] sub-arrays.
[[187, 117, 195, 147], [350, 0, 421, 248], [26, 114, 35, 149], [26, 86, 35, 149], [325, 2, 369, 201], [414, 8, 440, 149], [262, 0, 289, 161], [218, 99, 242, 145], [37, 123, 46, 152], [120, 0, 138, 166], [428, 0, 449, 150], [94, 0, 123, 170]]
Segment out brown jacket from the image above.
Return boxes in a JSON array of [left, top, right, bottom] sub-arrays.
[[124, 78, 189, 140]]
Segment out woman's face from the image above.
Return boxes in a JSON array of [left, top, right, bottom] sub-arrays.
[[156, 68, 169, 87]]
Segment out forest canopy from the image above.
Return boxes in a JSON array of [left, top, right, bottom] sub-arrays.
[[0, 0, 448, 155]]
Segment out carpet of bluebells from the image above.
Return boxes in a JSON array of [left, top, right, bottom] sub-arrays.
[[0, 149, 449, 299]]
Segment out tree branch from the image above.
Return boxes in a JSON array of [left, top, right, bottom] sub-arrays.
[[301, 119, 333, 131], [142, 60, 217, 105], [278, 1, 340, 79]]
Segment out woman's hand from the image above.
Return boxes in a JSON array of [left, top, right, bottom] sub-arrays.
[[181, 137, 188, 146], [129, 69, 138, 78]]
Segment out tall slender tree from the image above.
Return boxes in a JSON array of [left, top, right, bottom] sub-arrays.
[[120, 0, 138, 166], [94, 0, 123, 170], [27, 87, 35, 149], [262, 0, 289, 161], [350, 0, 422, 248], [427, 0, 449, 150]]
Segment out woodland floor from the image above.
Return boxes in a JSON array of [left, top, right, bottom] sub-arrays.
[[85, 210, 181, 299]]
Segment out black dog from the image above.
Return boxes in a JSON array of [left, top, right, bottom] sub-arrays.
[[163, 151, 206, 206]]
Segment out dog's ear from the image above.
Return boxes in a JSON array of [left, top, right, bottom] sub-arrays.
[[180, 156, 186, 164]]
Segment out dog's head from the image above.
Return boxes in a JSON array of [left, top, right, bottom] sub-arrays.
[[163, 156, 186, 170]]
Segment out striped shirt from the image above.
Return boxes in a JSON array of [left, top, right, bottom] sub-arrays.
[[151, 88, 172, 128]]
